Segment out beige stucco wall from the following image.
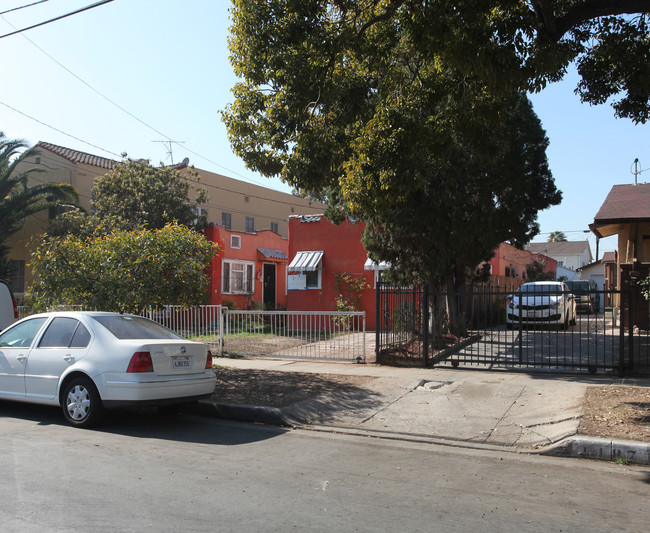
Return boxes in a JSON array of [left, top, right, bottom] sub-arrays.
[[189, 168, 325, 236]]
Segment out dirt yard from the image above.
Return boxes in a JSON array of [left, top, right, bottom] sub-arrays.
[[579, 385, 650, 442]]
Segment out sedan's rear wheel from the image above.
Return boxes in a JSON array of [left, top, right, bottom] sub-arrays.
[[62, 377, 104, 428]]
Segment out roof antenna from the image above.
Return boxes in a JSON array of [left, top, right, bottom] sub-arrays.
[[634, 158, 639, 185], [152, 140, 185, 164]]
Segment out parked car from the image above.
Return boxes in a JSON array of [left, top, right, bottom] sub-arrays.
[[566, 279, 600, 313], [506, 281, 577, 329], [0, 280, 18, 331], [0, 311, 215, 428]]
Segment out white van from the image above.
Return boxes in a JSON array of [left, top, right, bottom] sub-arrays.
[[0, 280, 18, 331]]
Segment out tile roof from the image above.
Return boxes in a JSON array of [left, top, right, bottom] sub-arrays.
[[593, 183, 650, 223], [526, 241, 591, 255], [257, 247, 288, 260], [37, 142, 116, 169]]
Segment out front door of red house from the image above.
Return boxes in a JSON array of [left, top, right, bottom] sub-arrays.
[[263, 263, 276, 309]]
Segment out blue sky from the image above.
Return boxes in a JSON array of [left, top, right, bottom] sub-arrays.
[[1, 0, 646, 258]]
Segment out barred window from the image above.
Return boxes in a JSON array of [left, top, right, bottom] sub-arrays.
[[222, 260, 254, 294]]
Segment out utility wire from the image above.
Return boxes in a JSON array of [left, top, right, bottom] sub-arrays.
[[0, 0, 50, 17], [1, 9, 279, 189], [0, 0, 113, 39], [0, 100, 122, 157]]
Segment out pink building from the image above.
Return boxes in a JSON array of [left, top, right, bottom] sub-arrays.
[[286, 216, 379, 329], [485, 242, 556, 286], [204, 224, 288, 309]]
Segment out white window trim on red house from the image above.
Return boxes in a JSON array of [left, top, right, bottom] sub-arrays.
[[222, 260, 255, 294]]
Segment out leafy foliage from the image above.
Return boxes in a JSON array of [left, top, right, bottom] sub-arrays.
[[224, 2, 561, 293], [526, 259, 556, 282], [28, 224, 219, 313], [334, 272, 368, 311], [90, 159, 208, 231], [547, 230, 568, 242], [0, 132, 78, 278]]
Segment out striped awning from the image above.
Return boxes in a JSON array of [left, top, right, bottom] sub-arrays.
[[288, 250, 323, 272], [364, 257, 391, 271]]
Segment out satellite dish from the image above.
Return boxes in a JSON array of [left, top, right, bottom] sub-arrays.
[[181, 157, 190, 166]]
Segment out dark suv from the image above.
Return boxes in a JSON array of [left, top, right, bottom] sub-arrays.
[[566, 279, 600, 313]]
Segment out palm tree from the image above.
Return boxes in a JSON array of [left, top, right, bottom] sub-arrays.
[[0, 132, 79, 279], [547, 230, 567, 242]]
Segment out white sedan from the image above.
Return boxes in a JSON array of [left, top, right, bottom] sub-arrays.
[[0, 311, 216, 428], [505, 281, 577, 329]]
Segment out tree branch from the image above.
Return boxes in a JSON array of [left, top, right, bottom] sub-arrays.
[[357, 0, 406, 37], [533, 0, 650, 42]]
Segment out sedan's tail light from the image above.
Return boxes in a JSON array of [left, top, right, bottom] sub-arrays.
[[205, 350, 213, 370], [12, 296, 18, 319], [127, 351, 154, 373]]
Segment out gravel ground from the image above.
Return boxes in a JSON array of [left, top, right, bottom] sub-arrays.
[[212, 367, 650, 443]]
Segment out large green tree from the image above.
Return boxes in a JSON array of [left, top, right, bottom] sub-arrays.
[[223, 2, 560, 276], [29, 224, 219, 313], [35, 159, 215, 311], [223, 1, 565, 338], [0, 132, 78, 279], [90, 159, 208, 232]]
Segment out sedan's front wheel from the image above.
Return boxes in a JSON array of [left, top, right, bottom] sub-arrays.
[[62, 377, 104, 428]]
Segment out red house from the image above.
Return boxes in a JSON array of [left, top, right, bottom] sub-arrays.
[[204, 224, 288, 309], [286, 215, 379, 329], [485, 242, 557, 287]]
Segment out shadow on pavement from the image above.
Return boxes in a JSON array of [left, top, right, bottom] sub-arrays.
[[0, 399, 288, 446]]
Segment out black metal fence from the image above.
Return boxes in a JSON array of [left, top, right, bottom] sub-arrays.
[[376, 282, 650, 375]]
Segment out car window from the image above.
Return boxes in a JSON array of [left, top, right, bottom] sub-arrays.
[[0, 317, 48, 348], [38, 317, 91, 348], [70, 323, 91, 348], [91, 315, 183, 340], [39, 318, 81, 348]]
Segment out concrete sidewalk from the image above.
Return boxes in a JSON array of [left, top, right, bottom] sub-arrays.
[[202, 357, 650, 464]]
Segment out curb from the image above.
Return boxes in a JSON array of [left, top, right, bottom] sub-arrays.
[[198, 400, 650, 465], [197, 400, 298, 427], [541, 436, 650, 465]]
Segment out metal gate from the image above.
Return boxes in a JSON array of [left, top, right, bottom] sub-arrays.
[[376, 283, 650, 375]]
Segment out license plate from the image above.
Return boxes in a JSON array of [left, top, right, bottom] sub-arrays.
[[172, 356, 191, 369]]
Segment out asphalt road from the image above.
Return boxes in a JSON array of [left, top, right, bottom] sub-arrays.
[[1, 403, 649, 532]]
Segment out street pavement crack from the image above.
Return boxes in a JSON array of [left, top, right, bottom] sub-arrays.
[[481, 385, 527, 443], [359, 384, 420, 424]]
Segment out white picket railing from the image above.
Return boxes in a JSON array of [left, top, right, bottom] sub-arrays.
[[17, 305, 367, 362]]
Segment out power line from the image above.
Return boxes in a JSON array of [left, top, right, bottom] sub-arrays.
[[0, 0, 50, 17], [1, 12, 281, 190], [0, 100, 122, 157], [0, 0, 114, 39]]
